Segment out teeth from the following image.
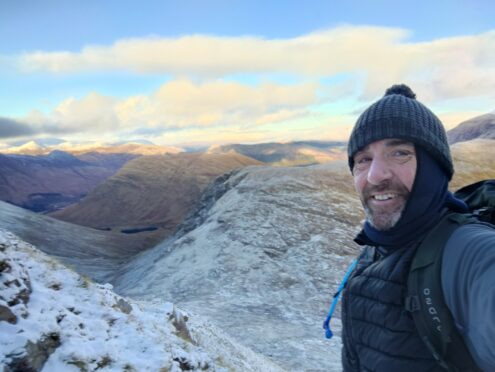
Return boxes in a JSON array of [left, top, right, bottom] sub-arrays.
[[373, 194, 396, 201]]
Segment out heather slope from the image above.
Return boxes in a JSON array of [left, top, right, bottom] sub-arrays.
[[0, 151, 134, 213], [50, 153, 263, 245], [447, 113, 495, 144], [450, 138, 495, 190]]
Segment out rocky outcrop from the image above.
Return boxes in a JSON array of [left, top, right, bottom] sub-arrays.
[[177, 169, 247, 237], [0, 242, 32, 324], [4, 333, 61, 372], [1, 240, 60, 372]]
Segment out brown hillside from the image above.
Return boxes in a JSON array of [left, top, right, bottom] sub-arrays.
[[450, 138, 495, 190], [49, 152, 262, 243], [0, 152, 123, 213], [447, 113, 495, 144]]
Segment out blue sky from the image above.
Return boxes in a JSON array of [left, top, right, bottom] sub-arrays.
[[1, 0, 494, 148]]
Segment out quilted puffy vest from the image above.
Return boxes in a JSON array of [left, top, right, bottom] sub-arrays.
[[341, 243, 445, 372]]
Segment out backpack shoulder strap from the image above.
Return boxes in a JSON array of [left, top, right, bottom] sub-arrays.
[[406, 213, 482, 372]]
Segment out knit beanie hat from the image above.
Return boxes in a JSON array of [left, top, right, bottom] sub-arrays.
[[347, 84, 453, 179]]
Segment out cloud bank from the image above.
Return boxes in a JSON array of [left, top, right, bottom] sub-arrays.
[[18, 26, 495, 101], [5, 79, 320, 143], [4, 25, 495, 145]]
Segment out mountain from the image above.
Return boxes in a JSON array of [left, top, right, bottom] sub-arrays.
[[49, 153, 263, 246], [0, 229, 285, 372], [111, 160, 361, 371], [447, 113, 495, 144], [1, 140, 183, 156], [0, 138, 493, 370], [66, 142, 183, 156], [207, 140, 347, 166], [0, 151, 132, 213], [1, 140, 46, 155], [76, 151, 137, 169], [109, 138, 495, 371]]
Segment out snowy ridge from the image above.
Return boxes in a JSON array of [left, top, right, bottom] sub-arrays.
[[0, 229, 284, 372], [113, 162, 362, 371]]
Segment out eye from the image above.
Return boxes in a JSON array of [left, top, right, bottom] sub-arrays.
[[390, 149, 415, 163], [357, 156, 372, 164], [353, 155, 372, 171], [393, 150, 410, 157]]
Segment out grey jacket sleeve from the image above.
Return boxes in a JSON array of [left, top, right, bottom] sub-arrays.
[[442, 223, 495, 372]]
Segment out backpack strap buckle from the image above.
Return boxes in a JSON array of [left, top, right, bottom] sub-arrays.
[[404, 295, 420, 313]]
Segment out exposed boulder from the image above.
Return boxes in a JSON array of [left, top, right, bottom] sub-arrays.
[[0, 241, 32, 323], [4, 332, 61, 372]]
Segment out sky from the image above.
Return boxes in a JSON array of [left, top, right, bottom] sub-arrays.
[[1, 0, 494, 149]]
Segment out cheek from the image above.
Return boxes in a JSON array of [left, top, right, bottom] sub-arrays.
[[353, 172, 366, 195]]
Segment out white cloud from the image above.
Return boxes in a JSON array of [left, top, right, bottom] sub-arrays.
[[9, 26, 495, 146], [112, 79, 319, 130], [53, 92, 119, 130], [20, 79, 319, 141], [19, 26, 408, 77], [17, 26, 495, 103]]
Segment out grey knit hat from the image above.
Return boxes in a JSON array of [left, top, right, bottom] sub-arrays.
[[347, 84, 453, 179]]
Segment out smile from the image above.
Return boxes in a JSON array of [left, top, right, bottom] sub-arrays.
[[372, 193, 397, 201]]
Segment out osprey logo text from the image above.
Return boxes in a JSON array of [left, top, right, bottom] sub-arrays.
[[423, 288, 442, 332]]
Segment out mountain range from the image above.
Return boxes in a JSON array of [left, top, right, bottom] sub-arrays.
[[207, 140, 347, 166], [1, 112, 495, 370], [2, 140, 182, 156], [2, 137, 494, 371]]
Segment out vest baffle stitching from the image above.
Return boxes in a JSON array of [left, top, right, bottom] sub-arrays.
[[342, 244, 445, 372]]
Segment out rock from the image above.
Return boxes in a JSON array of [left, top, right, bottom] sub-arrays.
[[114, 298, 133, 314], [4, 332, 61, 372], [0, 304, 17, 324], [1, 247, 32, 322], [169, 306, 193, 344]]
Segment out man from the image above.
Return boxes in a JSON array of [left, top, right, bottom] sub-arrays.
[[342, 84, 495, 371]]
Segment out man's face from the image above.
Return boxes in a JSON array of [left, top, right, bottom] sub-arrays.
[[353, 138, 417, 230]]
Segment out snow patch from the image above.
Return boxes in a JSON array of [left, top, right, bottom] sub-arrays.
[[0, 229, 284, 371]]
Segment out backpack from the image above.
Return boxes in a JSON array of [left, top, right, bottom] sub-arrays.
[[405, 179, 495, 372], [323, 180, 495, 371]]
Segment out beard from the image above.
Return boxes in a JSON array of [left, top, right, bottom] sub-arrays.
[[360, 180, 410, 231]]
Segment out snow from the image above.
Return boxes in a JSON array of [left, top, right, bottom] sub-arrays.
[[112, 163, 362, 371], [0, 161, 363, 371], [0, 229, 284, 371]]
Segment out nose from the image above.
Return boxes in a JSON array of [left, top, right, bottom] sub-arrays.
[[366, 156, 392, 185]]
